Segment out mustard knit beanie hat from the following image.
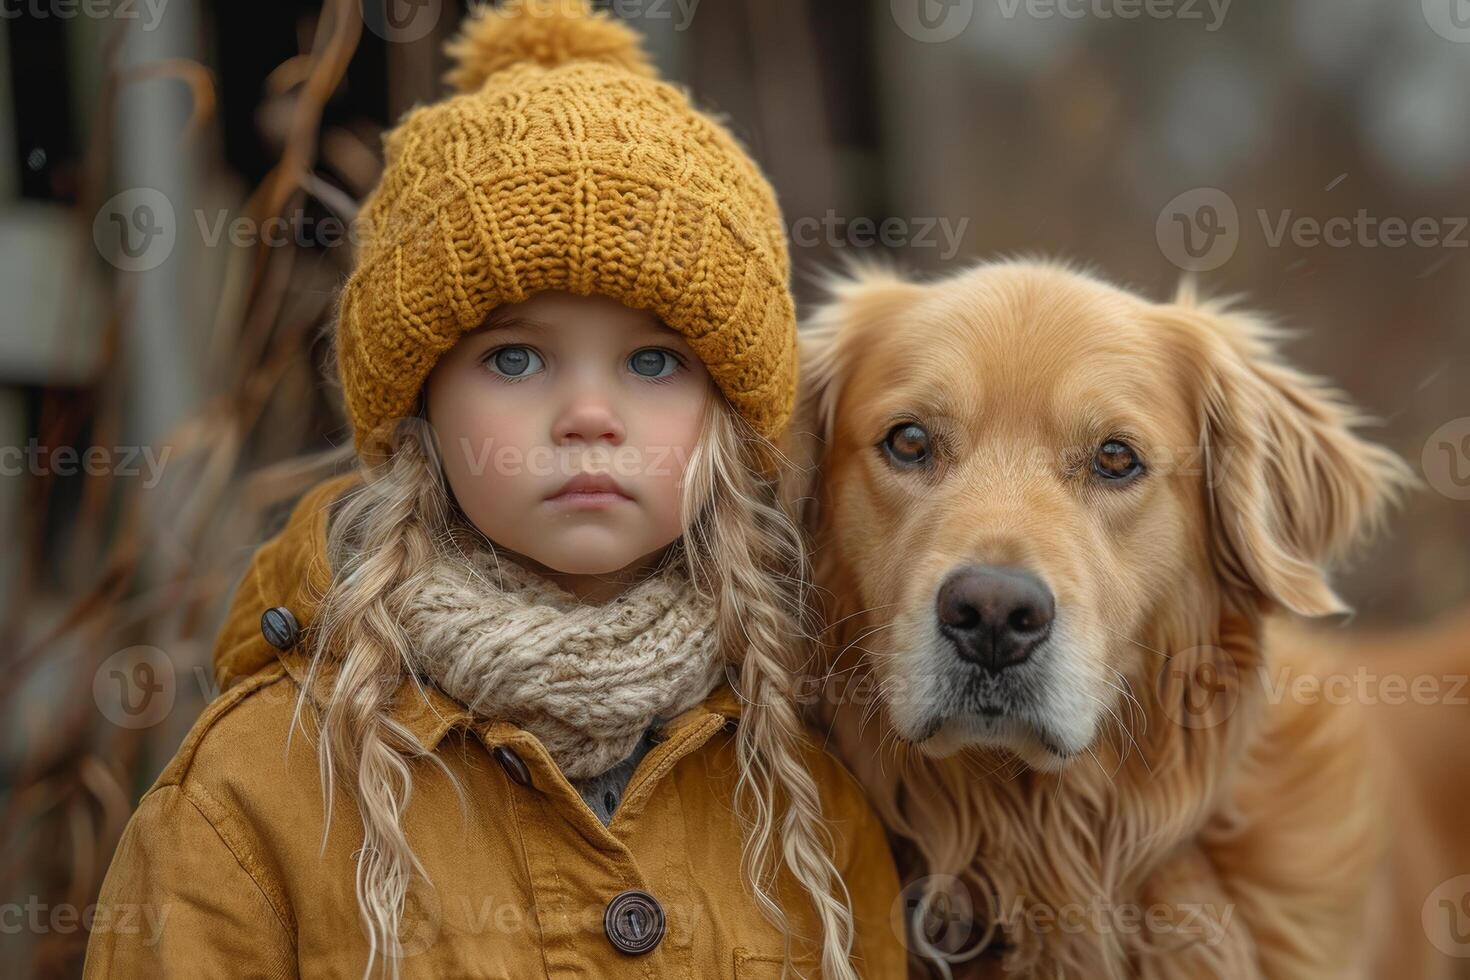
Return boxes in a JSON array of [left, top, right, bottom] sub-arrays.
[[336, 0, 797, 455]]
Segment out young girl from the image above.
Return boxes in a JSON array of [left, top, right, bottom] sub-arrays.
[[84, 2, 902, 978]]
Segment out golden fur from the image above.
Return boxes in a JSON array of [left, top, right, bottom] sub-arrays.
[[789, 260, 1465, 978]]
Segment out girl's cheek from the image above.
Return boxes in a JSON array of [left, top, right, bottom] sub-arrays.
[[435, 402, 538, 487], [640, 398, 703, 463]]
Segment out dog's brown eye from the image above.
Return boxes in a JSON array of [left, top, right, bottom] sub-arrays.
[[1093, 440, 1143, 481], [883, 423, 930, 466]]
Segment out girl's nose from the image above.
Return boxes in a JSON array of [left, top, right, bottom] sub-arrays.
[[552, 398, 625, 446]]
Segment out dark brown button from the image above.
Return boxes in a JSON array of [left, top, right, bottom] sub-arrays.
[[260, 606, 300, 650], [721, 717, 739, 734], [493, 746, 532, 787], [604, 890, 664, 955]]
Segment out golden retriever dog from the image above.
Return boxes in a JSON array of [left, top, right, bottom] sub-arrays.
[[788, 260, 1470, 978]]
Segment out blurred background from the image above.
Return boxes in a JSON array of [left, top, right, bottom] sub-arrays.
[[1, 0, 1466, 974]]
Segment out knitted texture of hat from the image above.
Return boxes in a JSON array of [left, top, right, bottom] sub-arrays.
[[336, 0, 797, 454]]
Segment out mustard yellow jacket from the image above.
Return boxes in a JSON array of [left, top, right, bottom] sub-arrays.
[[83, 474, 905, 978]]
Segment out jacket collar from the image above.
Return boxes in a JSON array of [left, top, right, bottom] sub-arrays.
[[211, 472, 743, 753]]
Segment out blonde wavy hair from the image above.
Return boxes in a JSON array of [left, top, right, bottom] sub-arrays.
[[289, 392, 858, 980]]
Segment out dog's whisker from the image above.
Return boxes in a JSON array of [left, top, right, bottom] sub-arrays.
[[858, 693, 885, 737], [1083, 743, 1111, 783], [820, 623, 898, 684], [1049, 755, 1070, 805], [813, 660, 867, 688], [829, 599, 903, 623], [1085, 687, 1149, 779], [1109, 670, 1153, 763], [819, 600, 902, 637], [875, 721, 908, 781], [835, 620, 897, 654], [1097, 622, 1170, 661], [1096, 675, 1148, 770]]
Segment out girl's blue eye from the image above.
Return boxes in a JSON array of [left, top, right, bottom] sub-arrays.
[[488, 346, 543, 378], [629, 348, 680, 379]]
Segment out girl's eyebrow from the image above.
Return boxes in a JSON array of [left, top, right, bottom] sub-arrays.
[[479, 315, 543, 334], [628, 318, 689, 343], [633, 328, 690, 347], [472, 314, 546, 336], [472, 314, 686, 346]]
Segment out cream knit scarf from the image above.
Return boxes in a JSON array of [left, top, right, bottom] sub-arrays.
[[400, 544, 724, 779]]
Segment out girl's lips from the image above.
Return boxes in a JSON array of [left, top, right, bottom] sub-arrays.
[[545, 490, 630, 509], [546, 472, 632, 503]]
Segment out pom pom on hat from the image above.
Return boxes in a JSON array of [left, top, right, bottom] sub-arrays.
[[444, 0, 656, 94]]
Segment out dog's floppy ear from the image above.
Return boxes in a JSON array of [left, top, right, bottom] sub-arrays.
[[1166, 289, 1411, 617], [779, 265, 923, 529]]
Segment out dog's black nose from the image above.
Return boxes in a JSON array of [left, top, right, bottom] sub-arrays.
[[936, 565, 1055, 672]]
